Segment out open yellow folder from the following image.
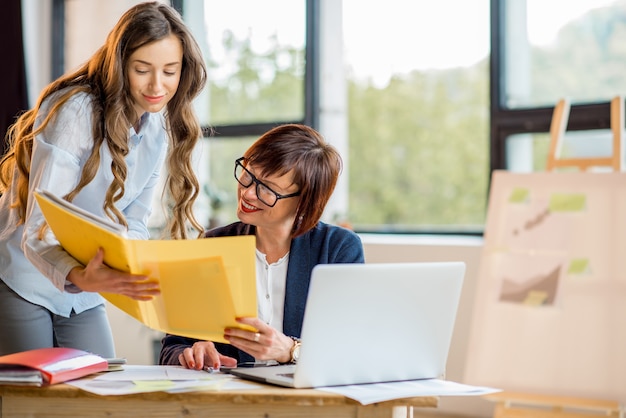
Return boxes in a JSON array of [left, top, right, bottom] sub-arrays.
[[34, 190, 257, 343]]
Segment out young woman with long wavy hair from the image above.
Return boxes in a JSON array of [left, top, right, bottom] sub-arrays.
[[0, 2, 206, 357]]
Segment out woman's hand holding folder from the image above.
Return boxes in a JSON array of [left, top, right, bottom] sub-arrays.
[[67, 248, 160, 300]]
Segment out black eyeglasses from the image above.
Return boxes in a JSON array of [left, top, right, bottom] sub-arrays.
[[234, 157, 301, 207]]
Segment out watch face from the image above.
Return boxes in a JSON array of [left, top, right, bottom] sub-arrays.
[[291, 342, 301, 363]]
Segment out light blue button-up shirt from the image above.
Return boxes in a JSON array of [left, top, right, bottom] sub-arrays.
[[0, 90, 168, 317]]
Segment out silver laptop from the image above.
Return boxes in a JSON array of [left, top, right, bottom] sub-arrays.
[[228, 261, 465, 388]]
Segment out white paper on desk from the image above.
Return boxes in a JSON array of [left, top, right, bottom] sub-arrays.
[[66, 365, 253, 396], [317, 379, 501, 405], [94, 365, 214, 381]]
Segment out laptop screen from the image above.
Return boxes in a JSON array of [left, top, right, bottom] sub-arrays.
[[230, 262, 465, 389]]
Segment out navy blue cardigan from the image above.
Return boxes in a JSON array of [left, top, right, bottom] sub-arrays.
[[159, 221, 364, 365]]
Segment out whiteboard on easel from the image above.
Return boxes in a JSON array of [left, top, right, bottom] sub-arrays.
[[464, 170, 626, 404]]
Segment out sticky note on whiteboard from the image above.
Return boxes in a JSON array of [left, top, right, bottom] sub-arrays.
[[549, 193, 586, 212], [508, 188, 529, 203], [567, 258, 590, 275]]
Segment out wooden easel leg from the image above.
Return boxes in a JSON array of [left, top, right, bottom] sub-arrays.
[[487, 392, 622, 418]]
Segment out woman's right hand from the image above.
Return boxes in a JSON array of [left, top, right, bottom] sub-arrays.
[[66, 248, 160, 300], [178, 341, 238, 371]]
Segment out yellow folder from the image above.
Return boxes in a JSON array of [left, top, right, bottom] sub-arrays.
[[34, 189, 257, 343]]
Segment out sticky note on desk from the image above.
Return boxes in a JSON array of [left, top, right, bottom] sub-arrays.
[[133, 380, 175, 391]]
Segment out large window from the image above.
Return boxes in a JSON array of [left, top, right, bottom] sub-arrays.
[[503, 0, 625, 108], [492, 0, 626, 173], [54, 0, 626, 235], [190, 0, 491, 234], [342, 0, 490, 233]]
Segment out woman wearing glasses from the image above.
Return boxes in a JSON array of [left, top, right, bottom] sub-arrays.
[[160, 124, 364, 370]]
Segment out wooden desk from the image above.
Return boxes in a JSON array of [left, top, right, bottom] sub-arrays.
[[0, 382, 437, 418]]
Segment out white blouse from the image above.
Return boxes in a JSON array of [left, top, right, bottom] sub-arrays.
[[255, 249, 289, 331]]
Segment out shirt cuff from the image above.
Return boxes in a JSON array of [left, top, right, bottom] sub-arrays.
[[64, 280, 83, 293]]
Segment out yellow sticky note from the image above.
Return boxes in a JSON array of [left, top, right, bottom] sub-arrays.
[[568, 258, 589, 274], [133, 380, 175, 391], [509, 188, 529, 203], [549, 193, 586, 212], [523, 290, 548, 306]]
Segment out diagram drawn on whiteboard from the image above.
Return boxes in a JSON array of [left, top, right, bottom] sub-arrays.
[[492, 187, 595, 307]]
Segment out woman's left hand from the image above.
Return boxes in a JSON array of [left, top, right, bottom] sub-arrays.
[[224, 317, 294, 364]]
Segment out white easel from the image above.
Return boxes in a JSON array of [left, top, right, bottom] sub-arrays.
[[484, 97, 625, 418]]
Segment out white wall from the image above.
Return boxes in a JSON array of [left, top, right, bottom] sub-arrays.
[[107, 234, 496, 418]]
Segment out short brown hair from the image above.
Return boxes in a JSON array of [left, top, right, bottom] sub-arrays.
[[243, 124, 342, 237]]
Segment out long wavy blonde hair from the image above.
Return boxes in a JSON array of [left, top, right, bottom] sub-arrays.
[[0, 2, 206, 239]]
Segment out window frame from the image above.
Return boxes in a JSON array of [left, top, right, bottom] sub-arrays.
[[489, 0, 614, 173]]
